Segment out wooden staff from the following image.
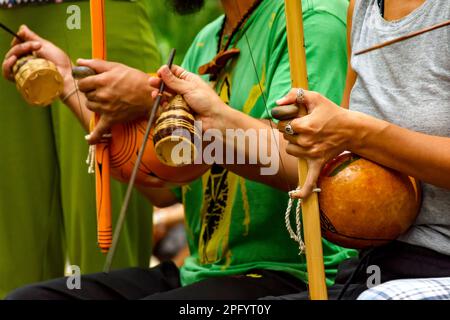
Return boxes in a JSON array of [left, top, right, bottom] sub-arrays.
[[284, 0, 327, 300], [90, 0, 112, 254]]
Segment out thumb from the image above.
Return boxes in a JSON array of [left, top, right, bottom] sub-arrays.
[[77, 59, 115, 74], [158, 65, 190, 94], [276, 88, 298, 106], [290, 159, 322, 199], [86, 116, 111, 145]]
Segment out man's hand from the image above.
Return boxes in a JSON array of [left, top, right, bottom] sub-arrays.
[[76, 59, 158, 144], [2, 25, 72, 83], [149, 64, 229, 131]]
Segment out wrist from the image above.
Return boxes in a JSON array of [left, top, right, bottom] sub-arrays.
[[343, 110, 363, 152], [60, 70, 76, 94], [59, 75, 78, 102], [199, 99, 231, 132], [346, 110, 389, 153]]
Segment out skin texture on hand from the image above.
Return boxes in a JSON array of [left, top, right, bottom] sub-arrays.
[[276, 88, 450, 198], [276, 88, 355, 198], [1, 25, 94, 129], [149, 65, 301, 191], [76, 59, 160, 144], [149, 64, 230, 132], [2, 25, 72, 86]]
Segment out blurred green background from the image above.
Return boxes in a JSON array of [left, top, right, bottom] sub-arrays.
[[149, 0, 222, 65]]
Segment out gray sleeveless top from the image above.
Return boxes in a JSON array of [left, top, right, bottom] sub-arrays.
[[350, 0, 450, 255]]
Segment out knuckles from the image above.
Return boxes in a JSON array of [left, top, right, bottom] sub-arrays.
[[296, 136, 315, 148], [285, 143, 301, 157], [292, 118, 319, 135], [307, 146, 325, 159]]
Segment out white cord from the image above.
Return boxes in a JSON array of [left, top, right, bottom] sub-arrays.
[[86, 144, 95, 174], [85, 133, 112, 174], [285, 187, 321, 255]]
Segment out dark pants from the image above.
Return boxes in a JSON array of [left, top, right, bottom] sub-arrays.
[[6, 261, 307, 300], [263, 241, 450, 300]]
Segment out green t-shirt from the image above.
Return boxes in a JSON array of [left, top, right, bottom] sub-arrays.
[[178, 0, 356, 286]]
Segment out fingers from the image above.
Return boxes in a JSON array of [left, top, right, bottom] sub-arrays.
[[169, 65, 194, 80], [76, 59, 116, 74], [149, 75, 178, 98], [17, 25, 42, 42], [2, 55, 17, 81], [276, 88, 319, 110], [76, 60, 119, 93], [277, 120, 290, 134], [278, 118, 303, 135], [85, 100, 105, 113], [77, 73, 106, 93], [5, 41, 41, 59], [85, 89, 110, 103], [149, 75, 162, 88], [278, 116, 317, 139], [158, 65, 190, 94], [289, 159, 323, 199], [86, 116, 111, 145], [3, 41, 41, 81]]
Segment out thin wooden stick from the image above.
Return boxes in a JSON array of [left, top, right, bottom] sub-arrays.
[[284, 0, 328, 300], [0, 22, 24, 42], [103, 49, 176, 273], [355, 19, 450, 56]]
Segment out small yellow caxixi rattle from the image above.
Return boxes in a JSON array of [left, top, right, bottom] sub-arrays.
[[13, 55, 64, 107]]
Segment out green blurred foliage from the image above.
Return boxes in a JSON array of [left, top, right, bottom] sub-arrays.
[[148, 0, 222, 65]]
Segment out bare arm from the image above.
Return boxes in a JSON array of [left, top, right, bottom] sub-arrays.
[[349, 111, 450, 190], [338, 0, 450, 188], [153, 66, 300, 192], [276, 89, 450, 198], [61, 77, 92, 131], [218, 108, 299, 191]]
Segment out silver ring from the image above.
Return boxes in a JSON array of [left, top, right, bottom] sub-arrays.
[[296, 88, 305, 105], [285, 121, 295, 135], [179, 70, 189, 79]]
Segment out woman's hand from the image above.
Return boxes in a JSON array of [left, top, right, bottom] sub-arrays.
[[149, 64, 229, 131], [76, 59, 159, 144], [276, 88, 355, 199], [2, 25, 72, 82]]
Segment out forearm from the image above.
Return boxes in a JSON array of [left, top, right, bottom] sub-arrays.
[[61, 75, 92, 131], [211, 106, 298, 191], [349, 111, 450, 189]]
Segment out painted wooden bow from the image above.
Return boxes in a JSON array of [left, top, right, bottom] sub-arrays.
[[90, 0, 112, 254], [283, 0, 327, 300]]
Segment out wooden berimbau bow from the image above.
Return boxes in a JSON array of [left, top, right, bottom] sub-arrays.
[[232, 0, 328, 299], [90, 0, 112, 254], [284, 0, 327, 300]]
